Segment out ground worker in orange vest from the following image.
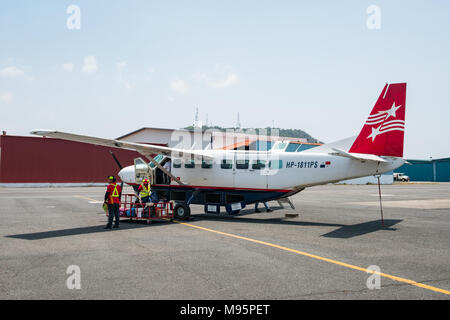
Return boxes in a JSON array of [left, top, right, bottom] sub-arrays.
[[104, 175, 122, 229]]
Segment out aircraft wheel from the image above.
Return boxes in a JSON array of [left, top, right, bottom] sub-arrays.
[[174, 203, 191, 220]]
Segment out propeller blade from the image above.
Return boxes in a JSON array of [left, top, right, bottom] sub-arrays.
[[109, 151, 123, 170]]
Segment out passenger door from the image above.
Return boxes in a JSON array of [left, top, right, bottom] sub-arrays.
[[233, 153, 268, 189]]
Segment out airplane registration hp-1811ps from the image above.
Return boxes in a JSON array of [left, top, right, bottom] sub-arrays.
[[31, 82, 407, 220]]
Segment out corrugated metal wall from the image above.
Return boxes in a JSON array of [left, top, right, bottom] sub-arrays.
[[0, 135, 153, 183], [396, 158, 450, 182], [398, 160, 434, 181], [435, 158, 450, 182]]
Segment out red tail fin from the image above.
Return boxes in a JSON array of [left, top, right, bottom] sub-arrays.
[[349, 83, 406, 157]]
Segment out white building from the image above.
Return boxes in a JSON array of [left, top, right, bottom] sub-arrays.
[[117, 127, 307, 150]]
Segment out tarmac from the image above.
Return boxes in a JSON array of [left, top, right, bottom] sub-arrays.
[[0, 183, 449, 299]]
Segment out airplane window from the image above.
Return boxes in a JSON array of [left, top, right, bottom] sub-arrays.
[[149, 154, 164, 168], [202, 159, 213, 169], [173, 159, 181, 168], [269, 160, 283, 169], [252, 160, 266, 170], [221, 159, 233, 169], [286, 143, 300, 152], [272, 142, 287, 151], [236, 159, 249, 169], [184, 160, 195, 168]]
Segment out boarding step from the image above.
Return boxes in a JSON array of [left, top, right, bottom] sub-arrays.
[[276, 197, 295, 210]]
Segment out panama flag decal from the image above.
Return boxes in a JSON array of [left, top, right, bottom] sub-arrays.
[[320, 161, 331, 168]]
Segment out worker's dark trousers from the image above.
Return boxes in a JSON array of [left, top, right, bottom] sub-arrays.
[[107, 203, 120, 227]]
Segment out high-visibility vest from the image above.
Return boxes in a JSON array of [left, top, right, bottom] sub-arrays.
[[112, 183, 120, 198], [139, 184, 150, 198]]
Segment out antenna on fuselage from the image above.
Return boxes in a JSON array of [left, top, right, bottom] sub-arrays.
[[194, 107, 199, 128]]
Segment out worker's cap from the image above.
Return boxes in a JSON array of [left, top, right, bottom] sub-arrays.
[[143, 178, 149, 183], [108, 175, 116, 181]]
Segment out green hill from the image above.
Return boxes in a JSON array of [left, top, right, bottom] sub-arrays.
[[183, 126, 322, 144]]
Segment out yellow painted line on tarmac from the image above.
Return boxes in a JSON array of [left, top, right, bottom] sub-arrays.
[[176, 221, 450, 296]]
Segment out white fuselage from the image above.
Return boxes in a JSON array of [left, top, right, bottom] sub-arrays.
[[118, 150, 405, 191]]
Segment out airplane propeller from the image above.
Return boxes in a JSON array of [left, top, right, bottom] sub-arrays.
[[109, 150, 123, 170]]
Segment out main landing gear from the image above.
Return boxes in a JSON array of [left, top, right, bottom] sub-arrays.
[[173, 202, 191, 220]]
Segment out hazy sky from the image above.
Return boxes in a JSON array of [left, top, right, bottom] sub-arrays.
[[1, 1, 449, 159]]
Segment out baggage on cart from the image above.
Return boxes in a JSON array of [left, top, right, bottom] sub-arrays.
[[106, 193, 174, 224]]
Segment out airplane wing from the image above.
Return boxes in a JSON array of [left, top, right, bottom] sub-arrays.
[[30, 130, 215, 160]]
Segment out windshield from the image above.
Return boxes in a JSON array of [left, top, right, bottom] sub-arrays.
[[271, 141, 287, 151], [149, 154, 164, 168]]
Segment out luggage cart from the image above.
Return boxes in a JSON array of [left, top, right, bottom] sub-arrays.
[[107, 193, 174, 224]]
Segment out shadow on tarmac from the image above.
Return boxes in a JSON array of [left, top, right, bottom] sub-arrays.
[[6, 207, 402, 240], [320, 219, 401, 238], [193, 213, 402, 239], [5, 219, 168, 240]]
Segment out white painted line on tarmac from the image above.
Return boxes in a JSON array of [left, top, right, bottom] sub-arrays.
[[346, 198, 450, 209], [73, 195, 102, 202]]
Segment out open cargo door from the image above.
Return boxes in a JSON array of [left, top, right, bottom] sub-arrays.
[[134, 157, 151, 184]]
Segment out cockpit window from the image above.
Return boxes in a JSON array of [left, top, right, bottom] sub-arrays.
[[272, 142, 287, 151]]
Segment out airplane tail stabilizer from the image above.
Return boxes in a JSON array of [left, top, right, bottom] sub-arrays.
[[348, 83, 406, 157]]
